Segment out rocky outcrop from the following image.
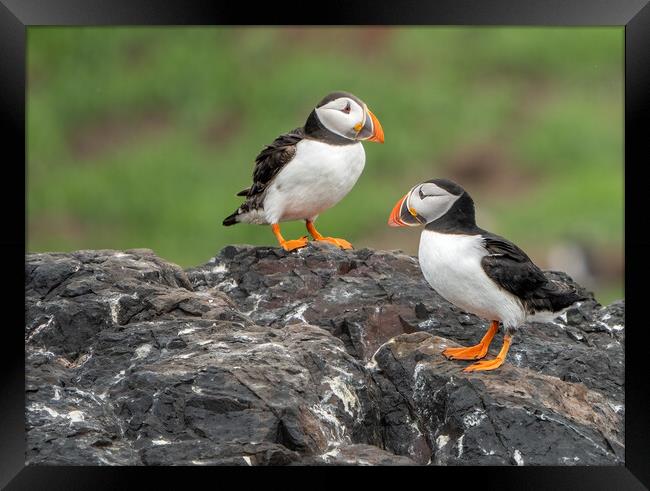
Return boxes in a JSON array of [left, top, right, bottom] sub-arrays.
[[25, 244, 624, 465]]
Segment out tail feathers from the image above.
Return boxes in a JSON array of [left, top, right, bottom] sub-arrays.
[[222, 210, 240, 226], [526, 280, 590, 314], [545, 289, 587, 312], [225, 189, 250, 224]]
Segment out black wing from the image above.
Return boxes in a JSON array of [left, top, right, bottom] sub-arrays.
[[223, 127, 306, 226], [480, 232, 547, 300], [243, 127, 305, 199], [480, 232, 586, 312]]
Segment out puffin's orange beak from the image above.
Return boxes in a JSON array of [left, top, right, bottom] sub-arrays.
[[388, 193, 409, 227], [366, 109, 384, 143]]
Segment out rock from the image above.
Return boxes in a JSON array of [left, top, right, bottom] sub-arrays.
[[371, 333, 623, 465], [26, 244, 624, 465]]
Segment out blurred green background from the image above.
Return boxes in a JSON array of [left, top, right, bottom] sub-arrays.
[[27, 27, 623, 303]]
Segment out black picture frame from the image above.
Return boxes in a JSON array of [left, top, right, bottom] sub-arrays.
[[3, 0, 649, 488]]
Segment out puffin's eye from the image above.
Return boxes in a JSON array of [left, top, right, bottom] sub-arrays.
[[341, 102, 351, 114]]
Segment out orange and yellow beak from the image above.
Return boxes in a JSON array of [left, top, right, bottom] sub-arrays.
[[355, 106, 384, 143], [388, 192, 424, 227], [388, 193, 409, 227], [365, 109, 384, 143]]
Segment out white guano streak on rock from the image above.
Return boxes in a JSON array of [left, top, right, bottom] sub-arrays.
[[609, 403, 624, 414], [68, 410, 85, 423], [285, 302, 310, 323], [29, 403, 61, 419], [211, 263, 228, 274], [320, 446, 342, 462], [323, 287, 357, 303], [29, 403, 85, 424], [178, 325, 198, 336], [26, 317, 54, 343], [70, 387, 105, 406], [177, 352, 199, 359], [310, 373, 364, 444], [134, 344, 152, 360], [457, 434, 465, 458], [436, 435, 450, 449], [561, 456, 581, 464], [112, 370, 126, 385], [310, 403, 349, 444], [368, 338, 396, 370], [463, 408, 487, 428], [241, 293, 263, 317], [323, 376, 360, 418], [327, 363, 353, 379], [105, 292, 138, 325], [216, 278, 238, 293], [417, 318, 440, 330], [413, 362, 428, 383]]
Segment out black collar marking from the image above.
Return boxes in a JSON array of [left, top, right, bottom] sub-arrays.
[[304, 110, 357, 146], [424, 192, 480, 235]]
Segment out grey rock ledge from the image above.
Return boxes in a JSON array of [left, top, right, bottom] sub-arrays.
[[26, 244, 624, 465]]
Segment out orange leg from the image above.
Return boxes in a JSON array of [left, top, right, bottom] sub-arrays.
[[463, 334, 512, 372], [306, 220, 353, 250], [271, 224, 308, 252], [442, 321, 499, 360]]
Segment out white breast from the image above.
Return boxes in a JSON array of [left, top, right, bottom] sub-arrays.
[[262, 140, 365, 223], [418, 230, 526, 328]]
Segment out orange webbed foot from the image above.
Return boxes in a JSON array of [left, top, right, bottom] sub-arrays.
[[442, 344, 489, 361], [462, 334, 512, 373], [305, 221, 353, 250], [463, 357, 506, 372], [442, 321, 499, 361], [272, 224, 309, 252], [280, 236, 309, 252], [315, 237, 353, 250]]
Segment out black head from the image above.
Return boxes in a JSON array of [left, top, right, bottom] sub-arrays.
[[315, 91, 364, 109], [304, 91, 384, 144], [388, 178, 477, 232]]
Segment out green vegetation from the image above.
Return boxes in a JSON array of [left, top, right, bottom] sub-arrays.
[[27, 27, 623, 303]]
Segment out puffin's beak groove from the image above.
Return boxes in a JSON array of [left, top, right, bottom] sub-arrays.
[[388, 194, 409, 227], [366, 109, 384, 143]]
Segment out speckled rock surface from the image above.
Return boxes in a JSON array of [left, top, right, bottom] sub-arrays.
[[26, 244, 624, 465]]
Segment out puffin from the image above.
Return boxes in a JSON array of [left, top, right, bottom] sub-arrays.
[[388, 178, 587, 372], [223, 91, 384, 251]]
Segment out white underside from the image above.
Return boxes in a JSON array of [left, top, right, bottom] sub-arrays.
[[418, 230, 527, 329], [239, 139, 365, 224]]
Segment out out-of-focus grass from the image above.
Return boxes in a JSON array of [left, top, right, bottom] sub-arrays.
[[27, 27, 623, 303]]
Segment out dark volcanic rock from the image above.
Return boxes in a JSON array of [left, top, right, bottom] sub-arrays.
[[26, 244, 624, 465]]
